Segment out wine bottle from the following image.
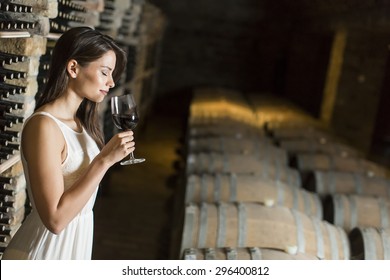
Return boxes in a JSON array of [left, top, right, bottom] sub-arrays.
[[0, 99, 24, 110], [58, 0, 86, 13], [49, 21, 69, 33], [0, 152, 11, 160], [0, 57, 12, 67], [3, 114, 24, 124], [37, 76, 48, 85], [0, 216, 12, 225], [0, 19, 36, 31], [0, 199, 26, 212], [0, 52, 26, 64], [15, 3, 33, 13], [0, 84, 26, 95], [0, 89, 10, 98], [0, 146, 16, 155], [0, 3, 9, 12], [0, 223, 23, 238], [0, 204, 12, 212], [0, 226, 14, 236], [103, 2, 116, 11], [39, 62, 50, 72], [0, 2, 33, 13], [0, 188, 24, 200], [99, 17, 114, 24], [0, 132, 16, 142], [0, 100, 16, 110], [0, 74, 6, 83], [4, 129, 19, 136], [0, 116, 18, 127], [0, 194, 11, 202], [0, 235, 8, 243], [0, 176, 12, 184], [0, 68, 27, 80], [0, 200, 17, 209], [0, 188, 15, 196], [0, 104, 13, 114], [57, 11, 85, 24], [5, 143, 20, 151], [0, 119, 13, 130]]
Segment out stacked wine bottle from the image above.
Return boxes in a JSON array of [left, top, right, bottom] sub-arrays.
[[49, 0, 86, 34], [0, 0, 57, 258]]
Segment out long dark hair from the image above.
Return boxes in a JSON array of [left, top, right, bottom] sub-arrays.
[[36, 27, 127, 149]]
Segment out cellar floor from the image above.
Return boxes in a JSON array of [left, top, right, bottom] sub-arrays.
[[92, 92, 190, 260]]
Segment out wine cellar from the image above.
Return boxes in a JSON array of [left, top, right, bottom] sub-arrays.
[[1, 0, 390, 261]]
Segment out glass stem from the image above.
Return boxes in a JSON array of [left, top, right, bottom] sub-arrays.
[[128, 151, 135, 160]]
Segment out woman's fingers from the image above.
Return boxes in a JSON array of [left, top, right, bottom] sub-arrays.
[[118, 130, 134, 138], [98, 131, 137, 166], [117, 133, 135, 153], [117, 131, 134, 145]]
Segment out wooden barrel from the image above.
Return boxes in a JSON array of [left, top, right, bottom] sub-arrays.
[[323, 194, 390, 232], [186, 153, 301, 186], [269, 126, 334, 141], [349, 227, 390, 260], [304, 170, 390, 197], [180, 202, 350, 260], [188, 137, 287, 164], [185, 173, 322, 219], [183, 247, 319, 260], [292, 153, 390, 178], [189, 89, 257, 126], [278, 139, 362, 158], [186, 153, 263, 174], [188, 123, 264, 138]]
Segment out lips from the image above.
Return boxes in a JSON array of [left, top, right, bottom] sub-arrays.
[[100, 90, 108, 96]]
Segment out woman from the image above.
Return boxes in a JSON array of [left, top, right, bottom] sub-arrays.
[[2, 27, 134, 259]]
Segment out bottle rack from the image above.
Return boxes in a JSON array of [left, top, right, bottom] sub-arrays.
[[0, 1, 34, 39], [0, 0, 55, 257], [49, 0, 87, 35], [129, 2, 166, 116]]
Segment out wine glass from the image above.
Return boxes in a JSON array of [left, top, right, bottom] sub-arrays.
[[111, 94, 145, 165]]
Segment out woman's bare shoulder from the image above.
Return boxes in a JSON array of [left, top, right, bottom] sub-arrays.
[[22, 113, 65, 155], [23, 113, 60, 135]]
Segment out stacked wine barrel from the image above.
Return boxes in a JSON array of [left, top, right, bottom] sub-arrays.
[[251, 93, 390, 260], [0, 0, 165, 259], [173, 88, 388, 260]]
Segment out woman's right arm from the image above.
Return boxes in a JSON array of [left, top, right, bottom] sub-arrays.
[[22, 116, 134, 234]]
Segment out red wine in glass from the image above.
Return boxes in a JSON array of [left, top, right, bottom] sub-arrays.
[[111, 94, 145, 165], [112, 112, 139, 131]]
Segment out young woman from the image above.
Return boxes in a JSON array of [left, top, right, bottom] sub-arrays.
[[2, 27, 134, 259]]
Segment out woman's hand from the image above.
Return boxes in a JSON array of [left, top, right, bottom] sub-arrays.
[[97, 130, 135, 167]]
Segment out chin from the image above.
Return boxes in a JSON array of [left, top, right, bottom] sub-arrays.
[[86, 96, 105, 103]]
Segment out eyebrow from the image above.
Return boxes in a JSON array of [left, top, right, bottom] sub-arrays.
[[101, 66, 113, 71]]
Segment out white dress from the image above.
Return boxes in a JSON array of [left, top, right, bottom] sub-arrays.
[[2, 112, 100, 260]]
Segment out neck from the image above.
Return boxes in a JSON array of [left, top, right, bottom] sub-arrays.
[[40, 90, 84, 120]]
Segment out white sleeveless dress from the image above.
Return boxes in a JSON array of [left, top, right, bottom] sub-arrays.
[[2, 112, 100, 260]]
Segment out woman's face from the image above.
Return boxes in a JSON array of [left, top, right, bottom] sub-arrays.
[[71, 50, 117, 103]]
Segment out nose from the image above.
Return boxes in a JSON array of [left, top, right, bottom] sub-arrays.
[[108, 75, 115, 88]]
